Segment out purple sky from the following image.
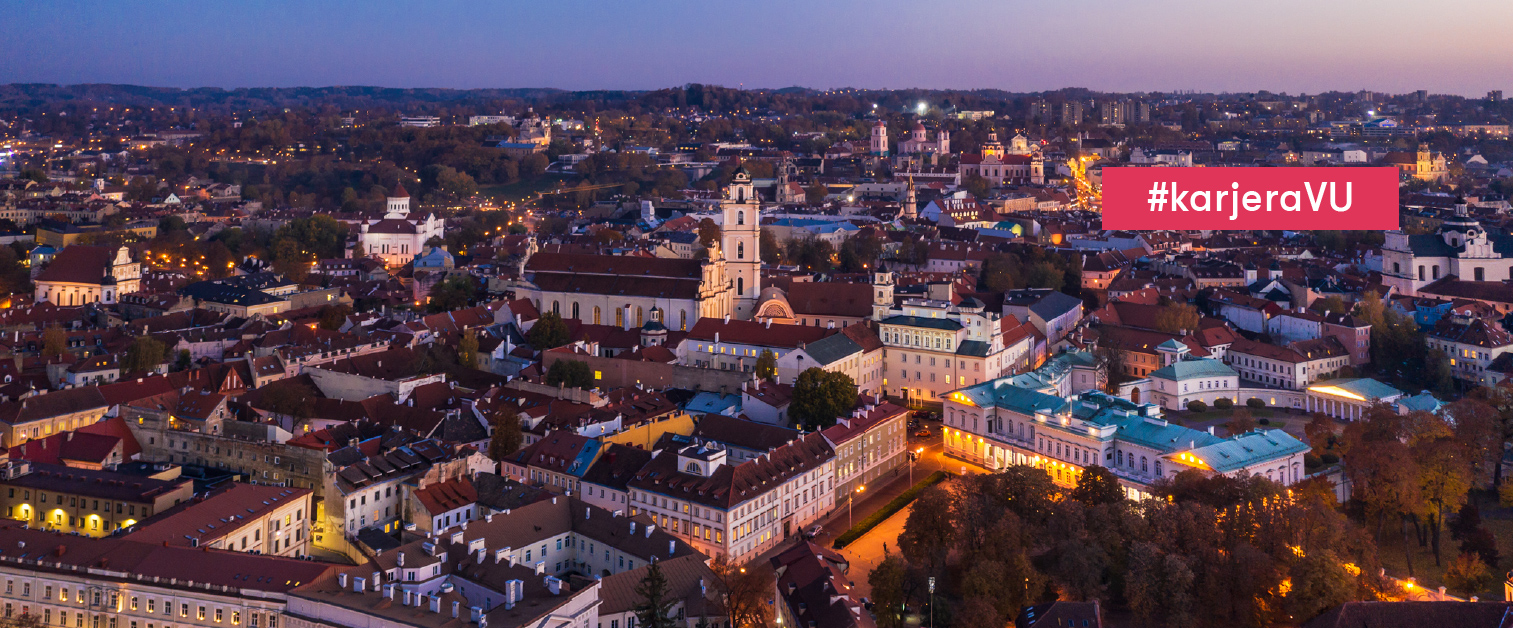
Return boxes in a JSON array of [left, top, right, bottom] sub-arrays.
[[3, 0, 1510, 95]]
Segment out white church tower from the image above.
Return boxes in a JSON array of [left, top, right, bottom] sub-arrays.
[[385, 183, 411, 218], [870, 120, 889, 156], [723, 167, 761, 319]]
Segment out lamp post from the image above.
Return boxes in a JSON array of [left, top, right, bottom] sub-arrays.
[[848, 484, 865, 530]]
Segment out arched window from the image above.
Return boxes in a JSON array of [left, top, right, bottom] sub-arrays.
[[737, 211, 745, 226], [680, 310, 688, 330], [615, 308, 624, 328], [635, 307, 644, 327], [737, 241, 744, 260], [593, 306, 602, 325], [571, 302, 580, 320], [737, 277, 744, 296], [551, 301, 560, 315]]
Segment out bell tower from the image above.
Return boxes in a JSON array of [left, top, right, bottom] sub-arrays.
[[723, 167, 761, 319], [872, 264, 895, 320], [902, 177, 918, 220]]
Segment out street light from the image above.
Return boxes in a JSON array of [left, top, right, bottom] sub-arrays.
[[911, 447, 924, 484], [848, 484, 866, 530]]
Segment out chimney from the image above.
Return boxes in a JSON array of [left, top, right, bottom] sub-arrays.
[[668, 540, 676, 557], [585, 507, 591, 520], [470, 607, 483, 623], [699, 578, 707, 596], [451, 601, 460, 619], [505, 580, 524, 609], [476, 548, 486, 564], [546, 576, 562, 595], [535, 562, 546, 575], [630, 521, 637, 535], [398, 552, 405, 567], [495, 547, 510, 564], [383, 585, 394, 600], [1207, 426, 1214, 435], [338, 573, 348, 589], [428, 595, 441, 614], [353, 576, 365, 593], [403, 590, 414, 606], [646, 524, 655, 538]]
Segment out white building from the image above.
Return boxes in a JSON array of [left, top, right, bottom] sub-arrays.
[[880, 297, 1029, 404]]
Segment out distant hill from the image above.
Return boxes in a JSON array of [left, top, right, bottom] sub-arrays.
[[0, 84, 649, 111]]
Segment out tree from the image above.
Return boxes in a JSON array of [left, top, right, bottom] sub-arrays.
[[1284, 550, 1357, 622], [1224, 409, 1257, 436], [1069, 465, 1125, 506], [1444, 553, 1494, 598], [545, 359, 594, 389], [804, 180, 828, 205], [954, 598, 1000, 628], [754, 349, 777, 382], [1304, 412, 1336, 450], [317, 304, 352, 331], [122, 336, 168, 374], [1410, 412, 1472, 566], [41, 325, 68, 358], [258, 379, 316, 419], [899, 485, 955, 573], [789, 367, 857, 429], [527, 311, 571, 350], [489, 411, 524, 461], [1154, 301, 1201, 334], [632, 562, 677, 628], [427, 275, 477, 313], [759, 227, 782, 264], [174, 349, 192, 372], [458, 329, 480, 369], [709, 554, 772, 628], [697, 218, 722, 248], [868, 551, 909, 628]]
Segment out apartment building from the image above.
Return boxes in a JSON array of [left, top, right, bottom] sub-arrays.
[[0, 460, 193, 536], [880, 297, 1025, 404], [122, 483, 313, 557]]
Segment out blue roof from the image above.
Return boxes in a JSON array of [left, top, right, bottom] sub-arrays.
[[1398, 392, 1444, 414], [1149, 358, 1237, 381], [684, 391, 741, 416], [1185, 429, 1309, 473]]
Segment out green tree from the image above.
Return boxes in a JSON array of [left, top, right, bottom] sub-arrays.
[[426, 275, 477, 313], [458, 329, 480, 369], [258, 379, 317, 419], [868, 551, 909, 628], [754, 349, 777, 382], [1284, 551, 1357, 622], [174, 349, 192, 372], [632, 562, 677, 628], [789, 367, 857, 428], [759, 227, 783, 264], [545, 359, 594, 389], [121, 336, 168, 374], [1069, 465, 1125, 506], [899, 485, 956, 573], [489, 411, 524, 461], [527, 311, 571, 350], [318, 304, 352, 331]]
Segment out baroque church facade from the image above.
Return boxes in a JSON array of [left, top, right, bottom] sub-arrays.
[[1381, 198, 1513, 295]]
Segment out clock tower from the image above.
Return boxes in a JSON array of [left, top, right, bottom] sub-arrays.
[[723, 167, 761, 319]]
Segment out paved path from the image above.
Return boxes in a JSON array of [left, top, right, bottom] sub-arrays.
[[836, 503, 913, 601]]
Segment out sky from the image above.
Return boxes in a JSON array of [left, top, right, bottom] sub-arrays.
[[3, 0, 1511, 96]]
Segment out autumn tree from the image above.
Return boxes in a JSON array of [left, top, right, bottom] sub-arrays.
[[1444, 553, 1495, 598], [709, 554, 772, 628], [697, 218, 721, 248], [458, 329, 480, 369], [1224, 409, 1258, 436], [754, 349, 777, 382], [1409, 411, 1473, 566], [317, 304, 352, 331], [41, 325, 68, 358], [1154, 300, 1201, 335], [121, 336, 168, 374], [489, 411, 524, 461]]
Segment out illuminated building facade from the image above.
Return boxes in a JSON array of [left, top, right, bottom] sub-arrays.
[[1304, 378, 1405, 421], [941, 387, 1309, 500], [0, 460, 193, 536]]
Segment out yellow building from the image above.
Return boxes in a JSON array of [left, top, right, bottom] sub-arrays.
[[0, 460, 194, 536]]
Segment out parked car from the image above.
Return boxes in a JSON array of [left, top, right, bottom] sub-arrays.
[[803, 525, 824, 539], [915, 428, 932, 438]]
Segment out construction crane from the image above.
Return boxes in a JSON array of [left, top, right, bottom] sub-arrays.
[[1066, 153, 1103, 210]]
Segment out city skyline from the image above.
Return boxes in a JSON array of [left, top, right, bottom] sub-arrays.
[[3, 0, 1511, 96]]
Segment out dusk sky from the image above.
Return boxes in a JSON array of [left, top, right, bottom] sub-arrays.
[[4, 0, 1510, 95]]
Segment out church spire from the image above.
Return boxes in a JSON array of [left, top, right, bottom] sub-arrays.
[[902, 176, 918, 220]]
